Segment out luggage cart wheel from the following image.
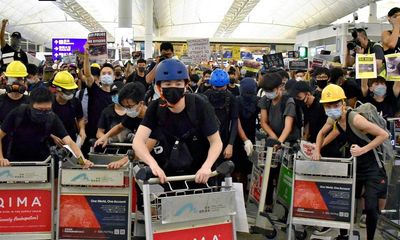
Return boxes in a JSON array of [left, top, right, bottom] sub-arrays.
[[264, 228, 277, 239], [295, 230, 307, 240]]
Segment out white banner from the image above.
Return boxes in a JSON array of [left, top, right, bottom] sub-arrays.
[[187, 38, 210, 64]]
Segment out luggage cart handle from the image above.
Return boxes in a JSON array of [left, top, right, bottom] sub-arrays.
[[9, 155, 52, 166], [136, 160, 235, 183], [299, 148, 354, 162]]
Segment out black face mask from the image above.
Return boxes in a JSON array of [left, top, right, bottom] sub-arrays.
[[138, 67, 145, 72], [229, 78, 236, 84], [162, 87, 185, 104], [30, 107, 52, 124], [316, 80, 328, 89]]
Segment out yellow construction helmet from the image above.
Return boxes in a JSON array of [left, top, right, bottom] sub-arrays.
[[5, 61, 28, 77], [320, 84, 346, 103], [91, 63, 101, 69], [53, 71, 78, 90]]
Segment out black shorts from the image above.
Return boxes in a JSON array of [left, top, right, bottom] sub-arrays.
[[355, 175, 388, 200]]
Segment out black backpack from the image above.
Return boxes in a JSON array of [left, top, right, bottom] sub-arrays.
[[264, 94, 304, 130]]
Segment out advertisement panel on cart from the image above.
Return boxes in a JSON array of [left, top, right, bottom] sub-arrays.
[[153, 222, 233, 240]]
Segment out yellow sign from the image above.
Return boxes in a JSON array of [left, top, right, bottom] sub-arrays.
[[232, 47, 241, 60], [355, 53, 377, 79]]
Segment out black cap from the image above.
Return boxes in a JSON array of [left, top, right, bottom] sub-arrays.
[[388, 7, 400, 17], [110, 81, 123, 95], [11, 32, 21, 39], [342, 79, 361, 99], [259, 72, 282, 91], [290, 80, 312, 97]]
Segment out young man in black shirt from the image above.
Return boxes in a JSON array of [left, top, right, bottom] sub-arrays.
[[361, 76, 400, 119], [0, 87, 92, 167], [203, 69, 238, 162], [95, 82, 147, 169], [196, 69, 212, 94], [382, 7, 400, 54], [314, 84, 389, 240], [26, 64, 45, 92], [133, 59, 222, 184], [82, 43, 113, 142], [126, 59, 148, 89], [0, 19, 28, 71], [0, 61, 29, 125], [51, 71, 85, 144], [227, 69, 240, 96]]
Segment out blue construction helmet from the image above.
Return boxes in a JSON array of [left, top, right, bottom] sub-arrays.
[[155, 59, 189, 83], [209, 69, 229, 87]]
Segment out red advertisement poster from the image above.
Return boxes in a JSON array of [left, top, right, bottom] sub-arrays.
[[154, 223, 233, 240], [0, 189, 52, 233], [59, 195, 129, 239], [293, 180, 352, 222]]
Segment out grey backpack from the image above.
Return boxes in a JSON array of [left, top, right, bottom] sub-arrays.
[[348, 103, 394, 165]]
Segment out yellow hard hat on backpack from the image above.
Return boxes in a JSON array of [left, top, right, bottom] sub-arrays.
[[53, 71, 78, 90], [5, 60, 28, 77], [320, 84, 346, 103]]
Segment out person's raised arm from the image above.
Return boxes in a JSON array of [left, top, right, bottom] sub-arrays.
[[133, 125, 166, 183], [345, 49, 355, 67], [195, 131, 223, 184], [361, 78, 369, 97], [382, 19, 400, 50], [0, 19, 7, 49], [83, 42, 94, 87], [393, 80, 400, 98]]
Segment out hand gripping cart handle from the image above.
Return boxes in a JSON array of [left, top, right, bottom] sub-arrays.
[[135, 161, 237, 240], [56, 155, 133, 240], [0, 156, 55, 240], [288, 149, 358, 240]]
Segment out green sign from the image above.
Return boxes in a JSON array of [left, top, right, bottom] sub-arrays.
[[277, 164, 293, 208]]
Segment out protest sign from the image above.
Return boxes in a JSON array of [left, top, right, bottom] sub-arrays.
[[87, 32, 107, 61], [263, 53, 284, 68], [289, 59, 308, 71], [385, 53, 400, 81], [187, 38, 210, 64], [355, 53, 377, 79]]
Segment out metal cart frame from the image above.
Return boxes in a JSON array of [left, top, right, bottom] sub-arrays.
[[0, 157, 55, 239]]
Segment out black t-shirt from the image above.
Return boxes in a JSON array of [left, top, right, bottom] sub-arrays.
[[0, 44, 28, 70], [98, 104, 132, 143], [196, 84, 211, 94], [126, 72, 148, 89], [303, 97, 327, 143], [227, 85, 240, 96], [0, 94, 29, 124], [87, 83, 112, 138], [203, 89, 238, 145], [141, 95, 219, 174], [1, 105, 68, 162], [362, 89, 398, 119], [52, 98, 83, 140], [121, 115, 142, 133]]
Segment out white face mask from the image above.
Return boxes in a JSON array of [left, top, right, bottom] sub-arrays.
[[100, 74, 114, 85], [27, 78, 35, 84], [126, 108, 139, 118], [7, 77, 18, 85], [61, 92, 74, 101]]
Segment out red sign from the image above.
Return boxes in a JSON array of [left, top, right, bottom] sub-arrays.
[[0, 189, 52, 233], [154, 223, 233, 240]]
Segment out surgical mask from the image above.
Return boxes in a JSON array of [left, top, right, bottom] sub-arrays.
[[325, 107, 342, 120], [296, 77, 304, 81], [373, 85, 387, 97], [7, 77, 18, 85], [61, 92, 74, 101], [100, 74, 114, 85], [30, 107, 52, 124], [138, 67, 145, 72], [126, 107, 140, 118], [162, 87, 185, 104], [27, 78, 35, 84], [316, 80, 328, 89], [265, 91, 277, 100], [111, 95, 119, 104]]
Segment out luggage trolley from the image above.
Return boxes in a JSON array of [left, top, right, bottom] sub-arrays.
[[134, 161, 237, 240], [0, 156, 55, 239], [247, 138, 285, 239], [288, 152, 358, 240], [89, 142, 133, 165], [378, 118, 400, 239], [56, 148, 133, 240]]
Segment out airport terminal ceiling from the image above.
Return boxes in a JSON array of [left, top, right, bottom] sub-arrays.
[[0, 0, 398, 47]]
